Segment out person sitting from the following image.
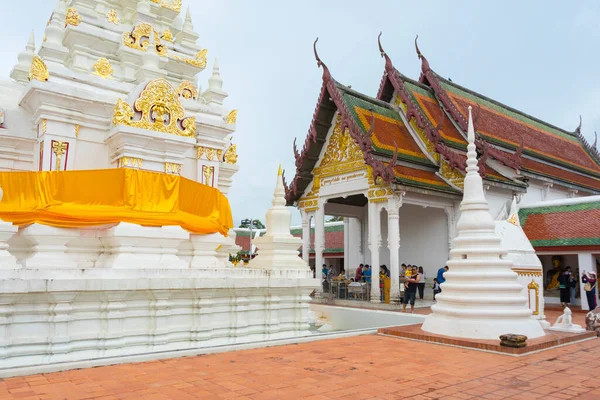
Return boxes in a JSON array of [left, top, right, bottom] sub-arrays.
[[432, 278, 441, 300], [436, 266, 449, 287]]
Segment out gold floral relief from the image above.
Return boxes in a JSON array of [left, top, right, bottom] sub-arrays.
[[52, 140, 68, 171], [224, 144, 238, 164], [93, 58, 114, 78], [112, 79, 196, 137], [177, 81, 198, 99], [440, 158, 464, 190], [151, 0, 182, 12], [226, 110, 237, 125], [165, 162, 182, 174], [75, 125, 80, 138], [118, 157, 143, 168], [202, 165, 214, 186], [65, 7, 82, 27], [205, 148, 217, 161], [162, 29, 174, 42], [107, 9, 119, 25], [171, 49, 207, 70], [29, 56, 49, 82], [123, 22, 167, 56], [197, 146, 205, 159]]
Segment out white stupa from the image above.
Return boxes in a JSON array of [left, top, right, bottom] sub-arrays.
[[421, 107, 546, 340]]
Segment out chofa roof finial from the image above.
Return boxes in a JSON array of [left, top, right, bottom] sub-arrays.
[[414, 34, 431, 79], [378, 32, 393, 70], [575, 115, 582, 134], [594, 131, 598, 149], [313, 37, 331, 81]]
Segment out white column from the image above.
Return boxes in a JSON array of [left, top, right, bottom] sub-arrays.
[[387, 197, 401, 304], [301, 210, 311, 267], [445, 206, 456, 251], [368, 201, 381, 303], [578, 253, 597, 311], [343, 217, 350, 276], [314, 202, 325, 280]]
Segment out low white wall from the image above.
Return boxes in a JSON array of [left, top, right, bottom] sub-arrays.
[[311, 304, 425, 331], [0, 223, 319, 373]]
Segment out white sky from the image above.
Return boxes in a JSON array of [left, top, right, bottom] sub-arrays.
[[1, 0, 599, 226]]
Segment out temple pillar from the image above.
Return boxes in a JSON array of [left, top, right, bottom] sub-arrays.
[[445, 205, 457, 251], [300, 209, 312, 268], [387, 195, 402, 304], [314, 202, 325, 282], [343, 217, 350, 277], [368, 201, 381, 303]]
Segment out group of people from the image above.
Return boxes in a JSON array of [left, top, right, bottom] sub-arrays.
[[557, 266, 598, 309]]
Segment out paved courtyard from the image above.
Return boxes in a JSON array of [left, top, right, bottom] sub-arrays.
[[1, 326, 599, 400]]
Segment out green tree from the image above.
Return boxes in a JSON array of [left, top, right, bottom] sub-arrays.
[[326, 216, 343, 222]]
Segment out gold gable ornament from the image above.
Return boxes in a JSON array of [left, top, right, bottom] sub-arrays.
[[226, 110, 238, 125], [65, 8, 82, 27], [112, 79, 196, 137], [171, 49, 208, 70], [224, 144, 238, 164], [507, 213, 519, 226], [93, 58, 114, 78], [29, 56, 49, 82]]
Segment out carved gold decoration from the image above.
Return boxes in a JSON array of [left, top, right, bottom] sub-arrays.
[[75, 125, 80, 138], [196, 146, 205, 159], [39, 140, 44, 171], [527, 280, 540, 316], [206, 148, 217, 161], [171, 49, 207, 70], [202, 165, 214, 186], [29, 56, 49, 82], [513, 269, 543, 277], [217, 149, 223, 161], [224, 144, 238, 164], [226, 110, 238, 125], [52, 141, 68, 171], [65, 7, 82, 27], [177, 81, 198, 99], [165, 162, 182, 174], [43, 35, 47, 42], [93, 58, 114, 78], [368, 187, 394, 203], [123, 22, 167, 56], [440, 158, 464, 190], [107, 9, 119, 25], [299, 198, 319, 212], [313, 114, 366, 179], [112, 79, 196, 137], [41, 119, 47, 133], [507, 213, 519, 226], [162, 29, 174, 42], [151, 0, 182, 12], [118, 157, 143, 168]]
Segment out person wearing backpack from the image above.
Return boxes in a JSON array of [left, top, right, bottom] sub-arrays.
[[582, 271, 597, 310]]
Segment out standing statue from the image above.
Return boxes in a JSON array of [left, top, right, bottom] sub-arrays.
[[546, 255, 563, 290]]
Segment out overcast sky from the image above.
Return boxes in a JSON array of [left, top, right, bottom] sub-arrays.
[[1, 1, 599, 226]]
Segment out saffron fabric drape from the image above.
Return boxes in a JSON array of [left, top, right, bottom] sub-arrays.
[[0, 169, 233, 235]]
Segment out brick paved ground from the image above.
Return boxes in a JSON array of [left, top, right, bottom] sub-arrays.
[[1, 333, 599, 400], [0, 307, 596, 400]]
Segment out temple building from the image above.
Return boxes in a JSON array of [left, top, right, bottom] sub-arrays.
[[0, 0, 239, 192], [283, 36, 600, 305]]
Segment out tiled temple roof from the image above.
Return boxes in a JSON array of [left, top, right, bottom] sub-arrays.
[[520, 197, 600, 250]]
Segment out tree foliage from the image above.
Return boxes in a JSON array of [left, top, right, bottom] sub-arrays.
[[239, 219, 265, 229]]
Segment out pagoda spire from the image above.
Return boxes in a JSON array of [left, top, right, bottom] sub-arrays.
[[421, 106, 546, 340], [10, 31, 36, 83], [201, 58, 228, 107], [176, 5, 200, 47], [248, 166, 310, 271]]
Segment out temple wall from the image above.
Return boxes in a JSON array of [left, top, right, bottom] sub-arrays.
[[398, 204, 448, 280]]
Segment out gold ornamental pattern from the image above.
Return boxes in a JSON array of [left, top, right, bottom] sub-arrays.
[[226, 110, 238, 125], [112, 79, 196, 137], [224, 144, 238, 164], [440, 158, 464, 190], [107, 9, 119, 25], [29, 56, 49, 82], [171, 49, 208, 70], [93, 58, 113, 78], [123, 23, 167, 56], [65, 8, 82, 27], [150, 0, 182, 12], [177, 81, 198, 99]]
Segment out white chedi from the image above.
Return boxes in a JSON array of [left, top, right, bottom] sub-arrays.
[[421, 107, 545, 340], [248, 166, 312, 270]]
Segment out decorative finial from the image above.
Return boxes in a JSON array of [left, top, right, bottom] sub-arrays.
[[278, 164, 283, 177], [377, 31, 393, 70], [575, 115, 582, 134], [378, 32, 385, 56], [415, 34, 423, 59], [414, 34, 431, 78], [594, 131, 598, 149], [27, 30, 35, 53], [208, 57, 223, 90], [313, 37, 331, 81], [467, 106, 475, 145], [183, 5, 194, 32]]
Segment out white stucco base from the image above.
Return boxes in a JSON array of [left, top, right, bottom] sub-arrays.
[[0, 223, 319, 373]]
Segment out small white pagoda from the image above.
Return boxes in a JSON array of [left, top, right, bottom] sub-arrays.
[[421, 107, 546, 340]]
